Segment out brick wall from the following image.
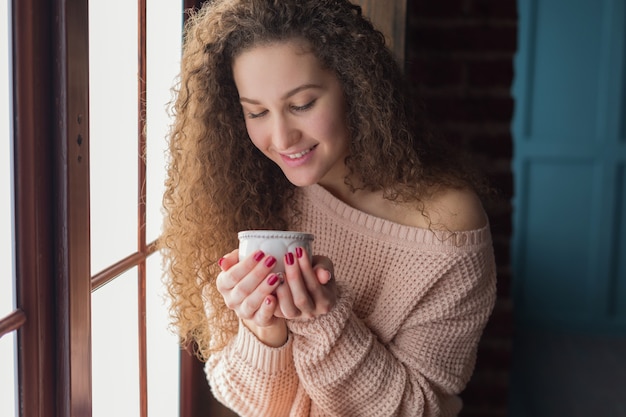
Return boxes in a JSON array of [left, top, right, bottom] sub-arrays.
[[405, 1, 517, 416]]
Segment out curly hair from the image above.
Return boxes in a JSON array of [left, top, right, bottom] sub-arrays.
[[160, 0, 483, 360]]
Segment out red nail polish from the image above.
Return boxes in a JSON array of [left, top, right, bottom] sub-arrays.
[[295, 247, 303, 258], [254, 251, 265, 262], [265, 297, 272, 305], [264, 256, 276, 268], [285, 252, 294, 266], [218, 257, 225, 268], [267, 274, 279, 286]]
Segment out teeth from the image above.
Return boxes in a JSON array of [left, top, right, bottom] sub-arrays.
[[287, 147, 312, 159]]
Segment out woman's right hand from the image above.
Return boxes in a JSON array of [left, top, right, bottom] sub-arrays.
[[216, 249, 288, 347]]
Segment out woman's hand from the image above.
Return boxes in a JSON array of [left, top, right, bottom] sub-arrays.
[[274, 248, 337, 320], [216, 249, 287, 347]]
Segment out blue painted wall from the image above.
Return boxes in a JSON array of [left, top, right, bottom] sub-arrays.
[[512, 0, 626, 332]]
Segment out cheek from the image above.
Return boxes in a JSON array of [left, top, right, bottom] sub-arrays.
[[244, 122, 266, 151], [312, 110, 349, 144]]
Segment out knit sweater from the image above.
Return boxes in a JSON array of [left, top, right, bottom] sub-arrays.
[[205, 184, 497, 417]]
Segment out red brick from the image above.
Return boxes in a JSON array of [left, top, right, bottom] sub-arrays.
[[468, 132, 513, 159], [422, 96, 514, 123], [489, 211, 514, 242], [461, 368, 511, 414], [467, 59, 515, 87], [496, 269, 512, 298], [459, 408, 509, 417], [493, 239, 512, 266], [462, 372, 510, 404], [411, 25, 517, 53], [469, 0, 518, 20], [487, 170, 514, 197], [407, 58, 465, 88], [409, 0, 467, 19], [475, 339, 513, 370], [483, 302, 515, 339]]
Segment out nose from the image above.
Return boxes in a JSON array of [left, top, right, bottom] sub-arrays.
[[271, 114, 300, 151]]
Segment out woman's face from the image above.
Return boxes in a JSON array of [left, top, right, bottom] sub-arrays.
[[232, 40, 351, 189]]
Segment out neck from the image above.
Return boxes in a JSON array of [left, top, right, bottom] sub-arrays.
[[317, 175, 375, 209]]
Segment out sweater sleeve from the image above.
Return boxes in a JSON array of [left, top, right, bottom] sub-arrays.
[[286, 248, 497, 417], [205, 321, 303, 417]]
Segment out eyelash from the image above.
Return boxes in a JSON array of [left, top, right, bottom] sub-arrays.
[[291, 100, 316, 112], [247, 110, 267, 119], [246, 100, 316, 119]]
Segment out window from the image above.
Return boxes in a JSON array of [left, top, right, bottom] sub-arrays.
[[0, 2, 17, 417], [89, 1, 182, 415], [0, 1, 188, 416]]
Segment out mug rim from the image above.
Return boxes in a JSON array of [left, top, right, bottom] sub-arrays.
[[237, 230, 314, 241]]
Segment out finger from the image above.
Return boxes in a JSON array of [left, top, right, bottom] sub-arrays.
[[295, 247, 322, 293], [222, 249, 271, 289], [311, 255, 335, 279], [237, 273, 282, 320], [274, 276, 300, 318], [314, 267, 333, 285], [300, 252, 336, 316], [284, 251, 314, 314], [215, 249, 242, 292], [254, 294, 278, 326], [230, 253, 279, 306], [217, 249, 239, 271]]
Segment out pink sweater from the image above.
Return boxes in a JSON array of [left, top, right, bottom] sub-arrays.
[[206, 184, 497, 416]]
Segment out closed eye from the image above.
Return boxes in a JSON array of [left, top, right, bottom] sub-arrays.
[[246, 109, 268, 119], [291, 100, 316, 112]]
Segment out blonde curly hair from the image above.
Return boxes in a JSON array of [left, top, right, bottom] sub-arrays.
[[160, 0, 481, 360]]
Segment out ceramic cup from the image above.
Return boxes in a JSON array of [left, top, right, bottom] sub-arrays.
[[238, 230, 314, 273]]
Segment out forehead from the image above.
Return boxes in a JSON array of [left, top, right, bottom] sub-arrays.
[[232, 40, 330, 99]]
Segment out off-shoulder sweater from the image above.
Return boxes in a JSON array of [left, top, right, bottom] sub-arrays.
[[205, 184, 497, 417]]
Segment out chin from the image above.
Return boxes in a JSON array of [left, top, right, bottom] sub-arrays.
[[286, 178, 317, 188], [284, 173, 321, 188]]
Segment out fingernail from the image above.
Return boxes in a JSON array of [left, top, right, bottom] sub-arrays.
[[264, 256, 276, 268], [265, 297, 272, 305], [296, 247, 303, 258], [267, 274, 279, 286], [218, 257, 225, 268], [254, 250, 265, 262], [285, 252, 294, 266]]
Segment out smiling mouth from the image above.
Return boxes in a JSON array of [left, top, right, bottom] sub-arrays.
[[286, 145, 317, 159]]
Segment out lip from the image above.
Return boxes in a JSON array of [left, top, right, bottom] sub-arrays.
[[279, 145, 317, 167]]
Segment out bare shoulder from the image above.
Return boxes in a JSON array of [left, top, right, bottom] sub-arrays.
[[423, 187, 487, 232], [346, 187, 487, 231]]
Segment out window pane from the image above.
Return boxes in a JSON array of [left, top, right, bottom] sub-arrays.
[[0, 0, 13, 317], [147, 252, 180, 417], [146, 0, 182, 243], [0, 0, 17, 415], [92, 268, 140, 417], [89, 0, 139, 274], [0, 332, 17, 417]]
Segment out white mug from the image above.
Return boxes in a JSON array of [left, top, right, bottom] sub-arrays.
[[238, 230, 314, 272]]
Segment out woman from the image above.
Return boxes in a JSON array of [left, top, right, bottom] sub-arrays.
[[160, 0, 496, 415]]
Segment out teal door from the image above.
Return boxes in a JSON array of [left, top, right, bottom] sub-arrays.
[[512, 0, 626, 332]]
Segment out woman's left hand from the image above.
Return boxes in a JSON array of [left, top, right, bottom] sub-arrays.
[[273, 248, 337, 320]]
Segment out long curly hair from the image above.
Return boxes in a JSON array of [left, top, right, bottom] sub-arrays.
[[160, 0, 483, 360]]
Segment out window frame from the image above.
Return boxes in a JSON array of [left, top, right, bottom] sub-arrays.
[[9, 1, 59, 416], [0, 1, 182, 416]]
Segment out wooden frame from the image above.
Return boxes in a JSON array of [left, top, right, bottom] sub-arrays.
[[1, 1, 164, 416], [352, 0, 407, 65]]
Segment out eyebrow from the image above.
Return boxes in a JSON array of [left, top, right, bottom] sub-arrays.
[[239, 83, 322, 105]]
